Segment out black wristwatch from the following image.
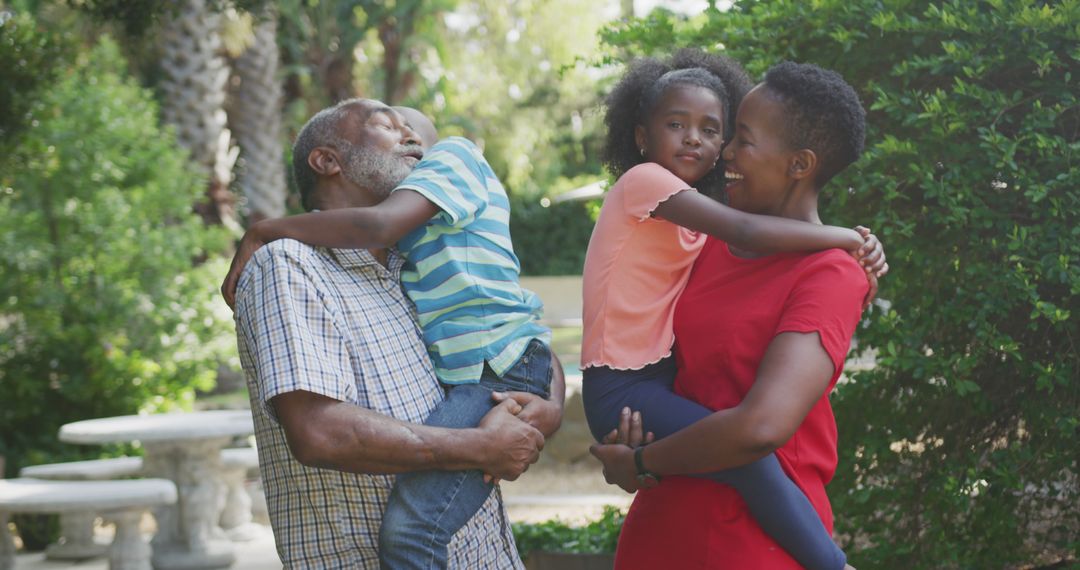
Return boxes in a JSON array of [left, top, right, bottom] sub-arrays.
[[634, 446, 661, 486]]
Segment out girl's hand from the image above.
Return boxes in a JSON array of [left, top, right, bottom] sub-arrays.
[[851, 226, 889, 310], [221, 227, 268, 309]]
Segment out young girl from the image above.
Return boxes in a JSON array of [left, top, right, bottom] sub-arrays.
[[581, 49, 883, 570]]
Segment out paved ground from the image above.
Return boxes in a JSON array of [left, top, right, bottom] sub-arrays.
[[11, 526, 282, 570]]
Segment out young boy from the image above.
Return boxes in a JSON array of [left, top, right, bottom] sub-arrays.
[[223, 103, 557, 569]]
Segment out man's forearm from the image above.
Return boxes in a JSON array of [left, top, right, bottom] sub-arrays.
[[274, 389, 541, 480], [277, 393, 488, 474]]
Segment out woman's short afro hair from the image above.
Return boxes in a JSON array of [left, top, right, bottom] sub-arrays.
[[601, 48, 751, 194], [761, 62, 866, 186]]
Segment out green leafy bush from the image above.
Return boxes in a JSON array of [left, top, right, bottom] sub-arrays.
[[0, 11, 71, 158], [510, 192, 598, 276], [512, 506, 624, 560], [600, 1, 1079, 568], [0, 32, 233, 476]]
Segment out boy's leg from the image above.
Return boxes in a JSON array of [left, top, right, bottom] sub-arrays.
[[490, 339, 553, 398], [581, 361, 846, 570], [379, 340, 550, 570], [378, 383, 497, 570]]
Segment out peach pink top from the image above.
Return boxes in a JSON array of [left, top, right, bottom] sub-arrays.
[[581, 163, 707, 370]]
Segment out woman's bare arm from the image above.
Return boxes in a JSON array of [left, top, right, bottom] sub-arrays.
[[590, 331, 835, 490]]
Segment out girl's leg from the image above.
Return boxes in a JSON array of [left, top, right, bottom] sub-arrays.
[[582, 360, 846, 570]]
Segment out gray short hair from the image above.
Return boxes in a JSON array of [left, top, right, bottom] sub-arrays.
[[292, 98, 364, 211]]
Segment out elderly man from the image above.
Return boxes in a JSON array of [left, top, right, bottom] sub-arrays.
[[233, 98, 564, 568]]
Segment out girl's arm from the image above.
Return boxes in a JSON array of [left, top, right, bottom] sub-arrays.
[[653, 190, 863, 254], [221, 189, 439, 307]]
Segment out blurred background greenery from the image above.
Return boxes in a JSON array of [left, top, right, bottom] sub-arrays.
[[0, 1, 1077, 568]]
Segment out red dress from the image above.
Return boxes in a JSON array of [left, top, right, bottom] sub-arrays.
[[614, 238, 868, 569]]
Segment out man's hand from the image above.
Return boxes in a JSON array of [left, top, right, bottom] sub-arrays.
[[852, 226, 889, 310], [475, 398, 544, 482], [490, 391, 562, 437], [221, 225, 268, 309], [589, 407, 655, 494]]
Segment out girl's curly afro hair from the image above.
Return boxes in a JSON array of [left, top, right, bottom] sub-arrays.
[[601, 48, 752, 196]]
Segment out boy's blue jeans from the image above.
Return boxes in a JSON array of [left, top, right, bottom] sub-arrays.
[[378, 339, 552, 570]]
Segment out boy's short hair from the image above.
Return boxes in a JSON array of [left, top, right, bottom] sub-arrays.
[[762, 62, 866, 186]]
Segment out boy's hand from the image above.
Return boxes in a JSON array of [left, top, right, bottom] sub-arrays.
[[221, 227, 268, 309], [851, 226, 890, 310]]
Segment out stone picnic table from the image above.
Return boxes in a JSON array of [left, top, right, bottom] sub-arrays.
[[59, 410, 255, 570]]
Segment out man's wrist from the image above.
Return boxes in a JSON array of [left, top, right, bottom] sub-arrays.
[[424, 425, 485, 471]]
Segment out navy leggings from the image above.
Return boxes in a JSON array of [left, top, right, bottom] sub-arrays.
[[582, 357, 846, 570]]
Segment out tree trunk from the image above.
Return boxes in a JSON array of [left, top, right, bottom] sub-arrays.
[[227, 7, 287, 223], [158, 0, 240, 231]]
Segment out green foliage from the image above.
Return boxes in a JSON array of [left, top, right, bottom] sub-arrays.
[[511, 506, 625, 560], [601, 1, 1079, 568], [510, 194, 598, 276], [10, 513, 59, 552], [427, 0, 610, 199], [0, 33, 233, 476], [67, 0, 270, 35], [0, 11, 72, 157]]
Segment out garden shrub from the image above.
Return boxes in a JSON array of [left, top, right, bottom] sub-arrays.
[[512, 506, 624, 560], [600, 1, 1079, 568], [0, 32, 233, 477], [0, 12, 71, 160], [509, 193, 598, 276]]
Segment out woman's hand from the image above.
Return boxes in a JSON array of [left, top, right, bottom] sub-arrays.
[[221, 225, 268, 309], [589, 407, 655, 494], [851, 226, 889, 310]]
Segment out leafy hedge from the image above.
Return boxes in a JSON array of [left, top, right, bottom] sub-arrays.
[[509, 194, 598, 276], [600, 1, 1079, 568], [512, 506, 624, 560], [0, 27, 233, 476]]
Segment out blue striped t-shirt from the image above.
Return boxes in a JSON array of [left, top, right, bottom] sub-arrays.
[[395, 136, 551, 385]]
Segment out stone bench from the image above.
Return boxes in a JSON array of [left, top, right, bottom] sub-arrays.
[[0, 478, 176, 570], [19, 458, 144, 560], [218, 448, 262, 540], [18, 449, 263, 554]]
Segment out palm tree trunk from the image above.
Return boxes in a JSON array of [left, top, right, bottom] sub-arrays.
[[158, 0, 240, 231], [228, 6, 287, 222]]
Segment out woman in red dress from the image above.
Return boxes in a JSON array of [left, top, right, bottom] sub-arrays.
[[591, 62, 879, 569]]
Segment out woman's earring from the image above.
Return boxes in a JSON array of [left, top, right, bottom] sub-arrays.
[[640, 148, 646, 158]]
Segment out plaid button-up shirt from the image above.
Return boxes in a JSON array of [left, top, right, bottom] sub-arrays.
[[235, 239, 524, 569]]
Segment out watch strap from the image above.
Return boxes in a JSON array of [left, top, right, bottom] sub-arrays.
[[634, 446, 660, 483]]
